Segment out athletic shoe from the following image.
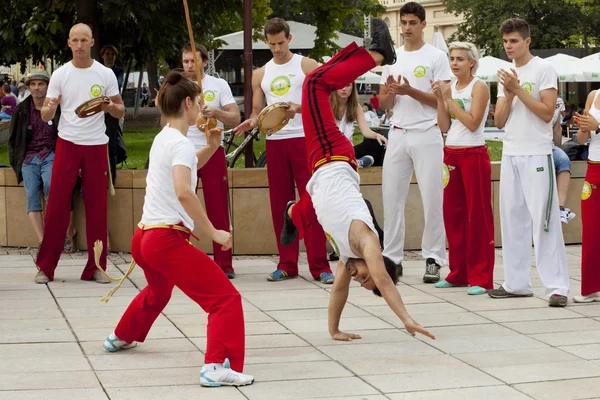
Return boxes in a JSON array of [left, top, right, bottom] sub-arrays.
[[200, 358, 254, 387], [549, 294, 568, 307], [560, 206, 576, 224], [467, 286, 487, 295], [357, 155, 375, 168], [318, 272, 335, 284], [396, 261, 403, 277], [573, 292, 600, 303], [423, 258, 441, 283], [434, 279, 464, 288], [329, 251, 340, 262], [104, 332, 137, 352], [488, 286, 533, 299], [225, 271, 236, 279], [368, 18, 397, 66], [92, 270, 111, 284], [34, 270, 50, 284], [267, 269, 295, 282], [280, 201, 298, 246], [364, 198, 384, 249]]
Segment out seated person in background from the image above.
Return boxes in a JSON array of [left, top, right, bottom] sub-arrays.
[[363, 103, 379, 126], [552, 97, 576, 223], [0, 84, 16, 120], [331, 82, 387, 168]]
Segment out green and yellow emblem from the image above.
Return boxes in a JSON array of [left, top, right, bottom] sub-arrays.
[[204, 90, 216, 102], [325, 232, 340, 257], [582, 181, 592, 200], [521, 82, 534, 94], [442, 164, 450, 189], [414, 66, 426, 78], [270, 75, 291, 96], [90, 84, 102, 97], [450, 99, 465, 119]]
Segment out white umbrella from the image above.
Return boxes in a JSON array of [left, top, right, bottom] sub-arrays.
[[476, 56, 513, 82], [545, 54, 585, 82], [579, 57, 600, 81], [432, 32, 449, 55]]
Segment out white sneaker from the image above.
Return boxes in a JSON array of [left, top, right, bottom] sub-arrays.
[[573, 292, 600, 303], [200, 358, 254, 387], [560, 207, 576, 224], [103, 332, 137, 352]]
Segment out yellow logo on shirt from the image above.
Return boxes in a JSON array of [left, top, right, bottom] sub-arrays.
[[442, 163, 450, 189], [90, 84, 102, 97], [521, 82, 534, 94], [204, 90, 216, 102], [325, 232, 340, 257], [271, 75, 291, 97], [414, 66, 427, 78], [582, 181, 592, 200], [449, 99, 465, 119]]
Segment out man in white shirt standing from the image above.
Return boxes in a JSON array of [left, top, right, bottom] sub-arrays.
[[378, 2, 451, 283], [488, 18, 570, 307], [235, 18, 333, 284], [34, 23, 124, 284], [182, 42, 240, 279]]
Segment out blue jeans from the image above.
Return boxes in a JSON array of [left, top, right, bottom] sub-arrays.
[[21, 152, 54, 213], [552, 145, 571, 174]]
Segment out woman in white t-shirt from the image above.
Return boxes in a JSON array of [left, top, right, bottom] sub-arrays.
[[330, 82, 387, 167], [431, 42, 494, 296], [103, 71, 254, 387], [573, 92, 600, 303]]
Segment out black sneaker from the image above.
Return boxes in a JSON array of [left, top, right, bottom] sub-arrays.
[[548, 294, 568, 307], [396, 261, 403, 277], [329, 252, 340, 262], [280, 201, 298, 246], [225, 271, 236, 279], [488, 286, 533, 299], [423, 258, 441, 283], [367, 18, 397, 66]]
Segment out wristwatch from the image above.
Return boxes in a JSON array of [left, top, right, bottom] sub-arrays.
[[596, 123, 600, 134]]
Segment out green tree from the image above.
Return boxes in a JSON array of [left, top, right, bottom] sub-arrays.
[[443, 0, 582, 56]]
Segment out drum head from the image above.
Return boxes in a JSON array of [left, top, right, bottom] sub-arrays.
[[257, 102, 290, 135], [75, 96, 110, 118]]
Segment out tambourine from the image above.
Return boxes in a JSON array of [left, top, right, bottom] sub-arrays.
[[196, 114, 217, 131], [75, 96, 110, 118], [256, 102, 290, 135]]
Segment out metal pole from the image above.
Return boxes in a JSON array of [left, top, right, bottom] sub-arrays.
[[243, 0, 254, 168], [207, 49, 216, 77]]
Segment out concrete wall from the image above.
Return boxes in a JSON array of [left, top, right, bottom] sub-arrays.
[[0, 162, 587, 253]]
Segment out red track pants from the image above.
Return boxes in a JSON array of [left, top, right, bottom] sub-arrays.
[[581, 162, 600, 296], [442, 146, 494, 289], [197, 147, 232, 273], [36, 137, 108, 281], [114, 226, 246, 371], [266, 137, 330, 278]]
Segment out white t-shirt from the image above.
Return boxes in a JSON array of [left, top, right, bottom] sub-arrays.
[[47, 61, 119, 145], [587, 91, 600, 162], [261, 54, 305, 140], [551, 97, 565, 127], [446, 78, 489, 146], [141, 126, 198, 231], [498, 57, 557, 155], [381, 44, 452, 131], [336, 114, 354, 141], [187, 75, 236, 150]]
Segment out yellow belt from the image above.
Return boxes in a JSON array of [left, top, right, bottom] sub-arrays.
[[312, 156, 356, 173], [137, 222, 199, 240]]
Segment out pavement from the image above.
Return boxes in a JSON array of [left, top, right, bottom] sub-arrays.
[[1, 246, 599, 400]]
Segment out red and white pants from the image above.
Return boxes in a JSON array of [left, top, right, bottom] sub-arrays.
[[36, 137, 108, 281], [114, 226, 246, 371], [197, 147, 232, 273], [581, 162, 600, 296], [443, 146, 494, 289]]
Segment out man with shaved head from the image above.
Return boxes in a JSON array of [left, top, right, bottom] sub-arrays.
[[35, 23, 125, 284]]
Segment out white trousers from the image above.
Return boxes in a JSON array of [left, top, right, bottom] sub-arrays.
[[500, 155, 570, 296], [382, 126, 447, 265]]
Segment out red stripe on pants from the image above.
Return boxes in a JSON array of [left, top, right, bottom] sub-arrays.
[[197, 147, 232, 273], [114, 227, 246, 371], [442, 146, 494, 289], [36, 137, 108, 281], [581, 162, 600, 296], [266, 137, 330, 278]]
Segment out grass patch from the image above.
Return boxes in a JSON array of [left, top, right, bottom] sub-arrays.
[[0, 129, 506, 171]]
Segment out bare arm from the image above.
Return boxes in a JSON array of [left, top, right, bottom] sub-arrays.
[[195, 127, 223, 168], [514, 87, 557, 123], [494, 94, 514, 130], [436, 96, 451, 133], [328, 261, 362, 341], [553, 115, 563, 146], [574, 90, 597, 142], [173, 165, 231, 249], [41, 96, 60, 122], [233, 67, 265, 134], [212, 103, 241, 127], [448, 80, 489, 132], [355, 104, 386, 144], [407, 87, 438, 108], [103, 94, 125, 119], [378, 84, 396, 111]]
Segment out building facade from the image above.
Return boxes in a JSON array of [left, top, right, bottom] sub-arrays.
[[379, 0, 463, 46]]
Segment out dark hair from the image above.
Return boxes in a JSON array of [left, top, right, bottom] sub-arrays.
[[2, 84, 10, 94], [264, 18, 290, 38], [182, 42, 208, 62], [100, 44, 118, 57], [500, 18, 530, 39], [331, 82, 359, 123], [156, 70, 200, 116], [400, 2, 426, 22], [373, 256, 399, 297]]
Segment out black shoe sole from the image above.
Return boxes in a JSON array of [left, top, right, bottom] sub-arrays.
[[369, 18, 397, 66], [280, 201, 298, 246], [396, 262, 403, 277]]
